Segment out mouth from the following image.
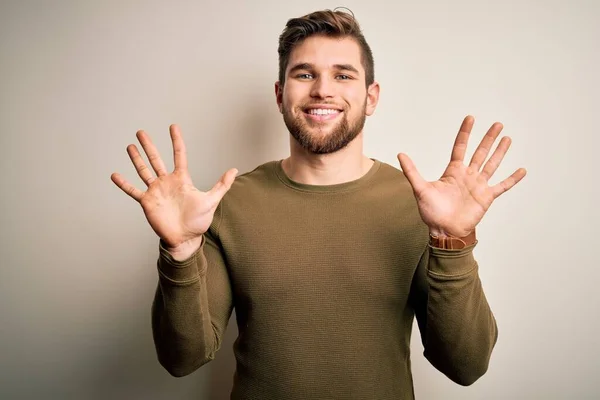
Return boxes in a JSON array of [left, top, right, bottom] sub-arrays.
[[302, 106, 343, 122]]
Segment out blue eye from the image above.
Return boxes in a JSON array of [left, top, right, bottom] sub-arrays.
[[297, 73, 313, 79]]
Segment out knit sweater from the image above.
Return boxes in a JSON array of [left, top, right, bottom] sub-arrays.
[[151, 159, 498, 400]]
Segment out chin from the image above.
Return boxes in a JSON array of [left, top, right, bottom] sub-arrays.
[[306, 124, 338, 136]]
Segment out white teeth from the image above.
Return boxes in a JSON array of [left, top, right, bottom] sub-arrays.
[[308, 109, 340, 115]]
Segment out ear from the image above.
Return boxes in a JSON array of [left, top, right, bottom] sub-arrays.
[[275, 81, 283, 113], [365, 81, 380, 116]]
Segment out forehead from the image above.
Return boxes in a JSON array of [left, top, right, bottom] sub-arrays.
[[287, 35, 363, 73]]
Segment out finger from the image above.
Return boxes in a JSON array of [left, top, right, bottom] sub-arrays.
[[469, 122, 503, 171], [110, 172, 144, 202], [481, 136, 511, 181], [127, 144, 156, 186], [397, 153, 428, 195], [170, 124, 188, 172], [490, 168, 527, 198], [207, 168, 239, 205], [450, 115, 475, 163], [136, 130, 168, 177]]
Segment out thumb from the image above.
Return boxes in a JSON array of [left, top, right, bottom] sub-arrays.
[[397, 153, 427, 195], [207, 168, 238, 203]]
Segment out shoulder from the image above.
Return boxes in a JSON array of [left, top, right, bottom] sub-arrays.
[[228, 160, 278, 194], [216, 160, 280, 210], [369, 159, 427, 231], [209, 161, 278, 234], [369, 159, 415, 195], [374, 160, 410, 182]]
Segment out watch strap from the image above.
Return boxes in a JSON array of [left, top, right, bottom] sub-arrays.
[[429, 230, 477, 250]]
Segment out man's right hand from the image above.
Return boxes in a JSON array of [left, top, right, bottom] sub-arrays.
[[111, 124, 237, 260]]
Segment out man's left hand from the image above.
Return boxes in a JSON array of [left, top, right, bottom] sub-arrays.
[[397, 115, 527, 238]]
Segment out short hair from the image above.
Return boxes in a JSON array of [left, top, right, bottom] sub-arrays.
[[277, 9, 375, 88]]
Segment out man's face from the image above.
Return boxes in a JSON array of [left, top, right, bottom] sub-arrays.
[[275, 35, 379, 154]]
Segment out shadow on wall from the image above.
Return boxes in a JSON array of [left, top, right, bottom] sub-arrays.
[[59, 265, 207, 400], [205, 312, 240, 399], [80, 88, 280, 400], [205, 86, 283, 399]]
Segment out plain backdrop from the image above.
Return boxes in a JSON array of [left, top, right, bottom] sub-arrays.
[[1, 0, 598, 399]]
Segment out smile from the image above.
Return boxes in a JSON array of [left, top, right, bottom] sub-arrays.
[[303, 108, 343, 122]]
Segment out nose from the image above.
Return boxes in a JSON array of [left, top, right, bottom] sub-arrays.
[[310, 76, 335, 99]]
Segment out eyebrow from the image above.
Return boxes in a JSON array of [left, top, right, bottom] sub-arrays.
[[288, 62, 360, 75]]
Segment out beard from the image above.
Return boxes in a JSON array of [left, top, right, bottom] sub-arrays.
[[282, 99, 367, 154]]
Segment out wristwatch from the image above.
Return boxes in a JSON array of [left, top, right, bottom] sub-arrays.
[[429, 230, 477, 250]]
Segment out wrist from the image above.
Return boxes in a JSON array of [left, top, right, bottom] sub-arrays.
[[428, 227, 447, 237], [164, 236, 203, 261]]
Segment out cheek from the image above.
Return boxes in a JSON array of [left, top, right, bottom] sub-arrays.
[[283, 82, 304, 97], [282, 88, 301, 109], [343, 87, 367, 107]]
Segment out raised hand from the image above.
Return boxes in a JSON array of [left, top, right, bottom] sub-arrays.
[[397, 115, 526, 238], [111, 124, 238, 254]]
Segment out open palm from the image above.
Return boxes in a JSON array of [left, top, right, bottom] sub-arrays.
[[398, 116, 527, 238], [111, 124, 237, 249]]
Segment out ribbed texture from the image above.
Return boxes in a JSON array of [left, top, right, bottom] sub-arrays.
[[152, 159, 498, 399]]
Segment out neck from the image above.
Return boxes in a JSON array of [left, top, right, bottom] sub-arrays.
[[281, 132, 374, 185]]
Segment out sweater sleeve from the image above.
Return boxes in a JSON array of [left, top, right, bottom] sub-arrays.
[[409, 242, 498, 386], [150, 224, 234, 377]]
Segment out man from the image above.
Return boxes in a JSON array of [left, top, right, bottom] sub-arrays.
[[111, 8, 526, 400]]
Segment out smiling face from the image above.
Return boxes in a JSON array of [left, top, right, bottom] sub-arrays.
[[275, 35, 379, 154]]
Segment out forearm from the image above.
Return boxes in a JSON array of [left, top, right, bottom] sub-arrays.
[[423, 245, 498, 386], [151, 238, 219, 377]]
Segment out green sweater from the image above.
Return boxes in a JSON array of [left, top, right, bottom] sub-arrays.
[[152, 159, 498, 399]]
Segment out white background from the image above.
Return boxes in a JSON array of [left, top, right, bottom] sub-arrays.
[[1, 0, 598, 398]]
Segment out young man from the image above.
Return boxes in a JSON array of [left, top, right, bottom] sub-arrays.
[[111, 9, 526, 400]]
